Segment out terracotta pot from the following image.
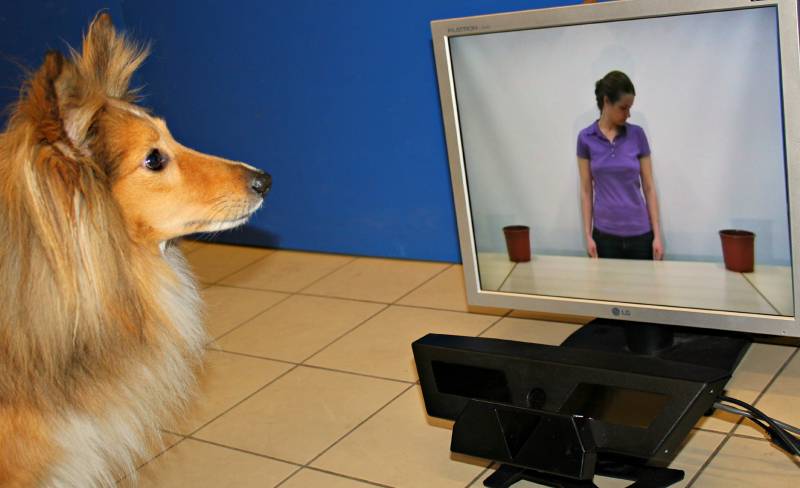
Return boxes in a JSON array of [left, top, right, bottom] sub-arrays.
[[719, 229, 755, 272], [503, 225, 531, 262]]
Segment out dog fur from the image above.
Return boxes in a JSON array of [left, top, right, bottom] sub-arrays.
[[0, 13, 268, 487]]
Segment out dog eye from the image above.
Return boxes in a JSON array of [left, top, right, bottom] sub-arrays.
[[144, 149, 167, 171]]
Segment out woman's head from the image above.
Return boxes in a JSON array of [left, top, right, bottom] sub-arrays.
[[595, 71, 635, 125]]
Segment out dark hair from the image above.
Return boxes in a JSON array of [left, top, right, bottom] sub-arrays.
[[595, 71, 635, 112]]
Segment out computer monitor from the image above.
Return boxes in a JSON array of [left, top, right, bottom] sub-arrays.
[[432, 0, 800, 338]]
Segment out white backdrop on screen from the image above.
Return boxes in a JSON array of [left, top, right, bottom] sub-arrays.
[[451, 7, 790, 265]]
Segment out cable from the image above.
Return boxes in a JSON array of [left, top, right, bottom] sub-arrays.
[[714, 401, 800, 456], [713, 403, 800, 436], [717, 395, 800, 456], [716, 395, 800, 457]]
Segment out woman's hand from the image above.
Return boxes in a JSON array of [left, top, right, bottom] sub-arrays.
[[653, 236, 664, 260], [587, 237, 598, 258]]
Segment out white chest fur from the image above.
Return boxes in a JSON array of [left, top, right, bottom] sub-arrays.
[[44, 247, 207, 487]]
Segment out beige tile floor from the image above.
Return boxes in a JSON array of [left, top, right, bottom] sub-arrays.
[[124, 241, 800, 487]]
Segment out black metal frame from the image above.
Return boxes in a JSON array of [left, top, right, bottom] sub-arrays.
[[412, 320, 751, 487]]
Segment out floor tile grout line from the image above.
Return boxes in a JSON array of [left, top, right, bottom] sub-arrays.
[[465, 463, 495, 488], [209, 292, 294, 344], [299, 362, 415, 385], [187, 252, 441, 471], [750, 347, 798, 409], [206, 250, 276, 285], [185, 436, 306, 468], [208, 280, 395, 310], [388, 301, 508, 318], [205, 252, 388, 380], [723, 419, 796, 441], [119, 435, 189, 484], [196, 241, 346, 286], [202, 346, 299, 366], [180, 387, 413, 488], [682, 427, 742, 488], [733, 346, 800, 436], [299, 304, 391, 364], [183, 439, 396, 488], [288, 258, 496, 368], [271, 466, 304, 488], [293, 261, 453, 307], [303, 384, 417, 468], [205, 282, 273, 292], [298, 290, 511, 317], [160, 428, 185, 437], [194, 246, 459, 313], [204, 346, 417, 385], [293, 255, 362, 294], [727, 346, 799, 437], [391, 263, 455, 304], [181, 357, 421, 443], [190, 248, 598, 485], [685, 346, 799, 487], [222, 286, 392, 306], [692, 426, 772, 441], [210, 279, 514, 318], [167, 246, 799, 485], [296, 294, 503, 371], [476, 309, 514, 337], [274, 465, 396, 488], [185, 435, 396, 488], [184, 364, 300, 438], [303, 466, 396, 488], [197, 254, 517, 484]]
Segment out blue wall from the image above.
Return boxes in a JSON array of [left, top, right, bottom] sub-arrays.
[[1, 0, 579, 263], [0, 2, 126, 120]]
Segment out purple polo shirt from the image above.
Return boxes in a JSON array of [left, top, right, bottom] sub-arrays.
[[577, 121, 652, 237]]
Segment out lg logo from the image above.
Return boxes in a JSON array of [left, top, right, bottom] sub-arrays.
[[612, 307, 631, 317]]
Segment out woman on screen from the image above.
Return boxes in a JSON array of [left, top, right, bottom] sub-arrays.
[[577, 70, 664, 260]]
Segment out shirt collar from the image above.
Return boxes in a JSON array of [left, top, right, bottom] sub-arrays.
[[590, 119, 628, 138]]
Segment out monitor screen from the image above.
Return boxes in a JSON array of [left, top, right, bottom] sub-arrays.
[[432, 0, 800, 336]]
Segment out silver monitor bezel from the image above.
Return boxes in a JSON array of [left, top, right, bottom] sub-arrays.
[[431, 0, 800, 337]]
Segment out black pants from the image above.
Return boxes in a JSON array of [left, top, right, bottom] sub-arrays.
[[593, 228, 654, 260]]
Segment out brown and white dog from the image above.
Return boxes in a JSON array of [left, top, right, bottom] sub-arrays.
[[0, 13, 269, 487]]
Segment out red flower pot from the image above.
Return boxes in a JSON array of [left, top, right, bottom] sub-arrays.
[[503, 225, 531, 262], [719, 229, 755, 273]]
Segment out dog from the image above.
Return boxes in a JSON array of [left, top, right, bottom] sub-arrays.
[[0, 13, 269, 487]]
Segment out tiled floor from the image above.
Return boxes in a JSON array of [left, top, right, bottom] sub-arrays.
[[123, 241, 800, 487]]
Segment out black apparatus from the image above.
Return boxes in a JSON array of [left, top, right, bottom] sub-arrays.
[[412, 319, 751, 488]]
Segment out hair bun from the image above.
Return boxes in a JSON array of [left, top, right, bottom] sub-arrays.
[[594, 71, 635, 112]]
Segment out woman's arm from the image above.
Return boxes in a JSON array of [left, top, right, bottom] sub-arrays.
[[577, 157, 597, 258], [640, 155, 664, 260]]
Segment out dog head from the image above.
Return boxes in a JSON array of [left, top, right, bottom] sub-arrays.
[[15, 12, 270, 247]]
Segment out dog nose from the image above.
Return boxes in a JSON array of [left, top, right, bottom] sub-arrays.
[[250, 171, 271, 196]]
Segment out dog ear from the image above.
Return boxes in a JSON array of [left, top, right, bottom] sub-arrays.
[[45, 12, 150, 152], [18, 50, 71, 145], [16, 13, 149, 155], [78, 11, 149, 101]]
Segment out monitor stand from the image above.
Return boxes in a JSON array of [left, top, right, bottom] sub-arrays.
[[560, 318, 751, 374], [483, 319, 751, 488], [484, 460, 685, 488]]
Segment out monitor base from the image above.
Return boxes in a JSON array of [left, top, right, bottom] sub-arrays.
[[561, 318, 751, 373], [412, 320, 753, 488], [484, 460, 684, 488]]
